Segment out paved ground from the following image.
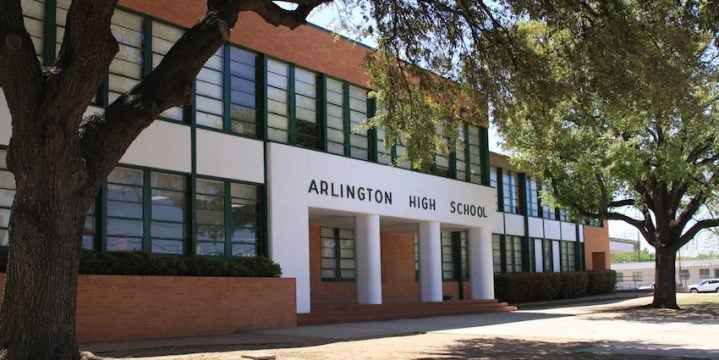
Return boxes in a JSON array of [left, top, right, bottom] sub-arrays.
[[86, 293, 719, 359]]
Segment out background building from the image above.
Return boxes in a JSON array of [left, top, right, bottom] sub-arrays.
[[613, 259, 719, 289]]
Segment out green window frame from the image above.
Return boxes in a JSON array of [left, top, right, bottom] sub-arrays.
[[0, 149, 14, 247], [441, 231, 469, 281], [320, 227, 356, 281], [492, 234, 502, 273], [229, 46, 258, 136], [294, 67, 320, 149], [467, 124, 483, 184], [505, 236, 523, 272], [502, 170, 519, 214], [542, 239, 553, 272], [106, 167, 145, 252], [195, 47, 225, 129], [526, 176, 539, 217], [559, 241, 576, 272], [150, 172, 187, 254], [266, 58, 290, 142], [108, 9, 144, 105], [490, 167, 499, 211]]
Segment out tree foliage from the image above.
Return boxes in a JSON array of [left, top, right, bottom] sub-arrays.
[[611, 249, 655, 264], [483, 1, 719, 308]]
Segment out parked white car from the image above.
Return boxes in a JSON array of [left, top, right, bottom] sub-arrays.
[[687, 279, 719, 293]]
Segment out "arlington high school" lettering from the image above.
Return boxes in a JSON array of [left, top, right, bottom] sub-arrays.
[[308, 179, 393, 205]]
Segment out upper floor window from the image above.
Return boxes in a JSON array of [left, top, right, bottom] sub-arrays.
[[195, 47, 225, 129], [467, 125, 482, 184], [348, 85, 369, 160], [502, 170, 519, 214], [526, 176, 539, 217], [454, 126, 467, 181], [294, 68, 320, 149], [23, 0, 45, 61], [541, 183, 556, 220], [152, 21, 185, 122], [266, 58, 290, 143], [229, 47, 257, 136], [109, 10, 144, 104], [490, 167, 498, 211]]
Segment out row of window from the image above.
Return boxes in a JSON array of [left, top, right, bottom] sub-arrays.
[[0, 149, 263, 257], [492, 234, 581, 273], [318, 226, 582, 282], [20, 4, 490, 185], [490, 167, 602, 227]]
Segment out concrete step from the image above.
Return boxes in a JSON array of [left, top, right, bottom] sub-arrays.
[[298, 300, 517, 326]]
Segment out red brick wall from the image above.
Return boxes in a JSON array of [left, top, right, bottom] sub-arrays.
[[381, 233, 420, 303], [0, 274, 296, 343], [119, 0, 371, 87], [442, 281, 471, 300], [583, 220, 611, 270]]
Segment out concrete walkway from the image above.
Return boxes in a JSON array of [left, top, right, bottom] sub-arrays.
[[86, 294, 719, 359]]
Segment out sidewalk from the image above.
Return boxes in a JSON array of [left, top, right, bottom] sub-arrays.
[[83, 294, 718, 359]]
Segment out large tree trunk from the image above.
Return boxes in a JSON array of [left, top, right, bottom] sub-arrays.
[[652, 246, 679, 309], [0, 141, 95, 359]]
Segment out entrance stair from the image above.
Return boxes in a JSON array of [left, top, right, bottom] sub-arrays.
[[297, 299, 517, 326]]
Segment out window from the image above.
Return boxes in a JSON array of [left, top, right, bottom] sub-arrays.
[[229, 47, 257, 136], [526, 176, 539, 217], [195, 47, 225, 129], [505, 236, 523, 272], [229, 182, 261, 257], [106, 167, 144, 252], [320, 227, 355, 280], [433, 126, 450, 177], [152, 22, 185, 121], [394, 136, 412, 169], [376, 127, 392, 165], [616, 272, 624, 283], [294, 68, 320, 148], [150, 173, 186, 254], [559, 208, 571, 222], [679, 269, 690, 280], [543, 239, 553, 272], [454, 127, 467, 181], [467, 125, 482, 184], [326, 78, 345, 155], [502, 170, 519, 214], [699, 268, 710, 280], [0, 150, 14, 246], [109, 10, 144, 104], [541, 183, 556, 220], [266, 58, 290, 142], [441, 231, 468, 280], [492, 234, 502, 272], [560, 241, 576, 272], [82, 203, 96, 250], [490, 167, 498, 211], [715, 269, 719, 278], [632, 271, 643, 282], [24, 0, 45, 61], [348, 85, 369, 160], [195, 179, 226, 256]]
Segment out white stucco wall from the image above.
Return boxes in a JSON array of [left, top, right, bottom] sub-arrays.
[[528, 217, 544, 238], [544, 219, 561, 240], [120, 121, 192, 173], [504, 214, 525, 236], [196, 129, 264, 183]]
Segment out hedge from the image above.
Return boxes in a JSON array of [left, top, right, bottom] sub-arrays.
[[494, 270, 615, 304], [0, 251, 282, 277]]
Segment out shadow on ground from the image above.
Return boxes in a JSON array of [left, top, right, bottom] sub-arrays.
[[581, 301, 719, 325], [419, 337, 717, 360]]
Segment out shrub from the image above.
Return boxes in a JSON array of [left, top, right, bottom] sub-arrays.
[[0, 251, 281, 277], [495, 271, 595, 303], [587, 270, 617, 295]]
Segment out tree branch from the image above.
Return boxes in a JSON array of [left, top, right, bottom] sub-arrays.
[[607, 198, 635, 208], [679, 218, 719, 248], [0, 0, 43, 126], [240, 0, 331, 29]]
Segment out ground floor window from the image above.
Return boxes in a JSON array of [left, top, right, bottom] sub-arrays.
[[320, 227, 356, 281], [700, 268, 710, 279], [542, 239, 553, 272], [616, 272, 624, 283], [492, 234, 502, 273], [505, 236, 523, 272], [715, 269, 719, 278], [559, 241, 576, 272], [441, 231, 468, 281]]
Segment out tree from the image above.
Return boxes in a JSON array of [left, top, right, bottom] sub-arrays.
[[493, 2, 719, 309]]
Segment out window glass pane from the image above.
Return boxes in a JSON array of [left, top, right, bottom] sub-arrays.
[[109, 10, 143, 103], [152, 21, 185, 122], [376, 127, 392, 165], [321, 227, 355, 280], [196, 48, 224, 129], [196, 179, 224, 256], [468, 125, 482, 184], [266, 59, 289, 143], [348, 85, 368, 160], [492, 234, 502, 273], [106, 167, 143, 252], [455, 126, 467, 181], [230, 47, 257, 136], [23, 0, 45, 61], [151, 172, 185, 254], [526, 177, 539, 217], [230, 182, 260, 257]]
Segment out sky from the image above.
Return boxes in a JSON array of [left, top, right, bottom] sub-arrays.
[[304, 4, 717, 257]]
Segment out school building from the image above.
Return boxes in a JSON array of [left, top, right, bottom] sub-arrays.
[[0, 0, 609, 342]]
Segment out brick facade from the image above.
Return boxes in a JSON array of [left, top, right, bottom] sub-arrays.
[[0, 274, 296, 343], [583, 220, 611, 270]]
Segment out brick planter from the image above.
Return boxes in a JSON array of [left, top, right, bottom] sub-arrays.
[[0, 274, 296, 343]]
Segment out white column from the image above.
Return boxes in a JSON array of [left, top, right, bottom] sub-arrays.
[[468, 227, 495, 299], [418, 221, 442, 302], [355, 214, 382, 304]]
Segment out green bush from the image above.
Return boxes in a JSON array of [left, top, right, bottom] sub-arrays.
[[587, 270, 617, 295], [0, 251, 281, 277], [495, 271, 602, 303]]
